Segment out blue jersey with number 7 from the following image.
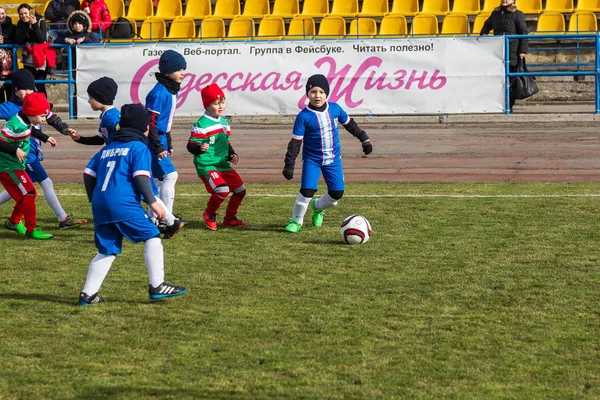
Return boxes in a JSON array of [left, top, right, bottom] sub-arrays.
[[84, 140, 153, 225]]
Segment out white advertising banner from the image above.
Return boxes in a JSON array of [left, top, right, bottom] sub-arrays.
[[76, 37, 505, 118]]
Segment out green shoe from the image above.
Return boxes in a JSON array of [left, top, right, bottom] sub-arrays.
[[25, 228, 54, 240], [4, 219, 26, 235], [285, 220, 302, 233], [311, 199, 324, 228]]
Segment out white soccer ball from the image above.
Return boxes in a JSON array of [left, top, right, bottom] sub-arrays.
[[340, 215, 372, 245]]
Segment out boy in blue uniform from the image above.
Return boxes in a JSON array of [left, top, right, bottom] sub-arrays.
[[78, 103, 187, 306], [0, 69, 87, 231], [282, 74, 373, 232], [145, 50, 186, 221]]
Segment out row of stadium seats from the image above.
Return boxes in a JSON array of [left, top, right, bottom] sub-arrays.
[[63, 0, 600, 23], [111, 11, 599, 41]]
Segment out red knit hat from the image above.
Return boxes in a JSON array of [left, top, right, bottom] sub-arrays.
[[201, 83, 225, 109], [22, 92, 50, 117]]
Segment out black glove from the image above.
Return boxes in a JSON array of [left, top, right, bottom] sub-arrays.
[[282, 168, 294, 180], [362, 140, 372, 155]]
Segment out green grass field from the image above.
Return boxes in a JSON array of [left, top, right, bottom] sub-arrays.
[[1, 183, 599, 399]]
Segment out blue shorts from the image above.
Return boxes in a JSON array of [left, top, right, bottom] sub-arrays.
[[25, 160, 48, 183], [94, 216, 160, 255], [301, 158, 345, 192], [151, 154, 176, 180]]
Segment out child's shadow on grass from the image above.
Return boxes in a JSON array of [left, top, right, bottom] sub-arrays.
[[0, 292, 74, 304], [182, 221, 286, 232]]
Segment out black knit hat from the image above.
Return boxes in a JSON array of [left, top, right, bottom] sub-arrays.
[[69, 12, 89, 31], [87, 77, 118, 105], [12, 68, 36, 91], [120, 104, 149, 133], [159, 50, 187, 74], [306, 74, 330, 97]]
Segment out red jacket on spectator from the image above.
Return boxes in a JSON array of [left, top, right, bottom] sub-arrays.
[[81, 0, 111, 33]]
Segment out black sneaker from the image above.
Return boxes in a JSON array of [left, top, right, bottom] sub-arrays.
[[78, 292, 105, 306], [173, 214, 189, 225], [163, 219, 185, 239], [156, 220, 168, 234], [149, 282, 187, 300]]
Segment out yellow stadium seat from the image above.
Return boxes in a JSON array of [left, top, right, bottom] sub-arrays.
[[568, 10, 598, 32], [482, 0, 497, 12], [139, 16, 166, 40], [242, 0, 269, 18], [318, 16, 346, 38], [271, 0, 298, 18], [155, 0, 182, 20], [107, 16, 137, 41], [127, 0, 153, 21], [576, 0, 600, 12], [545, 0, 573, 13], [213, 0, 240, 19], [348, 18, 377, 38], [359, 0, 388, 17], [378, 15, 407, 37], [518, 0, 542, 14], [184, 0, 211, 19], [329, 0, 358, 17], [473, 12, 491, 34], [452, 0, 480, 15], [420, 0, 450, 16], [167, 16, 196, 39], [534, 12, 565, 33], [411, 13, 439, 35], [287, 15, 315, 39], [440, 12, 469, 35], [387, 0, 419, 16], [257, 16, 284, 39], [299, 0, 329, 18], [199, 16, 225, 40], [105, 0, 125, 18], [227, 15, 255, 40]]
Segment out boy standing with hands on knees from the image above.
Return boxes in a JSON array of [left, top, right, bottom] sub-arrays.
[[282, 74, 373, 233]]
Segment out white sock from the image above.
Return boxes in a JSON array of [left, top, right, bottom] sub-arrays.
[[155, 197, 175, 225], [144, 237, 164, 288], [82, 253, 116, 295], [0, 190, 12, 206], [315, 192, 339, 211], [40, 178, 68, 222], [291, 193, 311, 225], [158, 172, 178, 214]]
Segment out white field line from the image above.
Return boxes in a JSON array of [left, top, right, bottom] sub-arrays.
[[49, 192, 600, 198]]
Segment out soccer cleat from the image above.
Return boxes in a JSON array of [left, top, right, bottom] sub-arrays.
[[173, 214, 189, 225], [285, 220, 302, 233], [78, 292, 105, 306], [223, 216, 247, 228], [311, 198, 324, 227], [149, 282, 187, 300], [4, 219, 26, 235], [203, 211, 217, 231], [155, 220, 168, 234], [25, 228, 54, 240], [163, 219, 185, 239], [59, 216, 88, 229]]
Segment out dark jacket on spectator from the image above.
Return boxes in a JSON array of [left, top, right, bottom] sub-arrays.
[[45, 0, 81, 24], [0, 16, 16, 44], [480, 4, 528, 67], [15, 13, 47, 45], [54, 10, 100, 44]]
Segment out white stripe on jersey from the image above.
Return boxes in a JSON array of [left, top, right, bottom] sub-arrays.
[[314, 109, 335, 165], [133, 170, 151, 178], [83, 168, 97, 178], [166, 94, 176, 133]]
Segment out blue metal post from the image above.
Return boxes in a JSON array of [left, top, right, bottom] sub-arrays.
[[596, 34, 600, 114], [67, 45, 73, 119], [505, 36, 510, 115]]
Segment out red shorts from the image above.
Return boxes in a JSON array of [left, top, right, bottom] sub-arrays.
[[0, 170, 36, 201], [200, 169, 244, 194]]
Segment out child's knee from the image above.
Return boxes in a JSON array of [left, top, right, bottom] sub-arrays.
[[233, 185, 246, 197], [300, 188, 317, 198], [328, 190, 344, 200]]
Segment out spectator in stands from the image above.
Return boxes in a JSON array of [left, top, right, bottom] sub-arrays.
[[44, 0, 80, 40], [480, 0, 528, 112], [15, 3, 50, 97], [0, 7, 17, 103], [81, 0, 111, 38]]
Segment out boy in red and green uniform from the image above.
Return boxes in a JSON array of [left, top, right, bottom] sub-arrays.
[[0, 92, 56, 239], [186, 83, 246, 231]]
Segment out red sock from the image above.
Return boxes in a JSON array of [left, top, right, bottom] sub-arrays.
[[13, 193, 37, 233], [225, 190, 246, 220], [206, 192, 227, 214]]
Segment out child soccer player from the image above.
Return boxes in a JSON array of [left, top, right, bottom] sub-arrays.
[[78, 103, 187, 306], [187, 83, 246, 231], [70, 76, 185, 240], [145, 50, 186, 221], [0, 92, 57, 239], [282, 74, 373, 232], [0, 69, 87, 231]]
